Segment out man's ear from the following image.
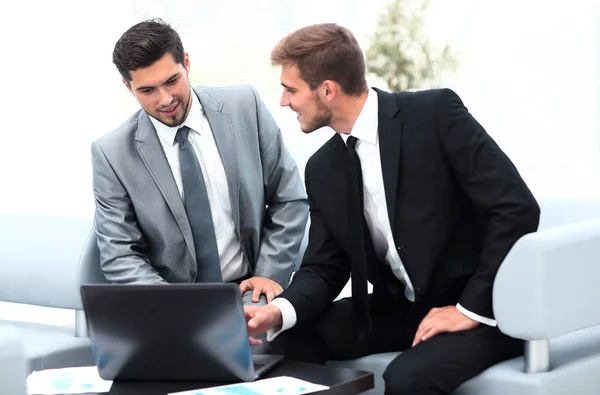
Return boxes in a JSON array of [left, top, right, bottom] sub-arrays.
[[123, 78, 132, 93], [184, 52, 190, 73], [321, 80, 339, 103]]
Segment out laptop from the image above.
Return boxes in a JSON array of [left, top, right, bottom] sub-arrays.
[[80, 283, 282, 382]]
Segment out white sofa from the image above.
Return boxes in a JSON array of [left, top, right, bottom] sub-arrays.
[[0, 214, 99, 371], [0, 327, 29, 395], [329, 198, 600, 394], [3, 197, 600, 395]]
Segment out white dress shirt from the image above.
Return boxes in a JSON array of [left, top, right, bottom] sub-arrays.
[[150, 89, 248, 282], [269, 89, 495, 340]]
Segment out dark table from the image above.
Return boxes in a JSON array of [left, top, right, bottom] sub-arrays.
[[79, 360, 374, 395]]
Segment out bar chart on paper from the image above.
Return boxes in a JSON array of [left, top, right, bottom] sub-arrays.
[[168, 376, 329, 395]]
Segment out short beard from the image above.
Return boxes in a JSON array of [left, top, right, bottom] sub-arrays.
[[303, 91, 332, 133], [157, 87, 192, 127]]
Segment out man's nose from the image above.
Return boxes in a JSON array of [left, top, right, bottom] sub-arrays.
[[279, 93, 290, 107], [157, 88, 174, 107]]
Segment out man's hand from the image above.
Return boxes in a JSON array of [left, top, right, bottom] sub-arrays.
[[244, 305, 283, 346], [239, 276, 284, 303], [412, 306, 480, 347]]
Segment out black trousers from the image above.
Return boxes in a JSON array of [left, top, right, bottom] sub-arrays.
[[268, 296, 522, 395]]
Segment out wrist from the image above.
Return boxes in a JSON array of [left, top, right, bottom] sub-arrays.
[[266, 304, 283, 327]]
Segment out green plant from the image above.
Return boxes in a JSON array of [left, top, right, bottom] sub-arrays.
[[366, 0, 457, 91]]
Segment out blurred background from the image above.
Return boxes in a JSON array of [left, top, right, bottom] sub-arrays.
[[1, 0, 598, 324]]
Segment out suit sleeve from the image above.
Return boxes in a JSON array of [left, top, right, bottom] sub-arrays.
[[250, 87, 309, 287], [91, 141, 167, 284], [276, 165, 351, 326], [434, 89, 540, 319]]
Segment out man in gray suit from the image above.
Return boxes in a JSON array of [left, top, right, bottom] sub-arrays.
[[91, 19, 308, 305]]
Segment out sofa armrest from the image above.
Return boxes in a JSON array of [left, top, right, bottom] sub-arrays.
[[494, 218, 600, 340], [493, 218, 600, 372]]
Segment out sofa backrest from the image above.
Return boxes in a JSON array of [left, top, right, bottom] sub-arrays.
[[1, 197, 599, 311], [292, 198, 600, 270], [0, 214, 93, 310], [76, 227, 109, 288], [539, 198, 600, 229]]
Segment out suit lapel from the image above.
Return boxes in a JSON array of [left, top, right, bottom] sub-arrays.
[[193, 88, 242, 236], [135, 112, 197, 259], [375, 89, 402, 232]]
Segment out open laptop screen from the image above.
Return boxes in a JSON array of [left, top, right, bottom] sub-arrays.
[[80, 283, 263, 382]]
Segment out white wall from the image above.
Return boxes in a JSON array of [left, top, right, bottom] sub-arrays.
[[0, 0, 598, 323]]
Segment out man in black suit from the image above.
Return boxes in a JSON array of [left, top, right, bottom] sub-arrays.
[[244, 23, 540, 394]]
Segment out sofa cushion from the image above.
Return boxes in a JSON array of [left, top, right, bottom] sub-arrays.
[[0, 327, 28, 395], [0, 320, 94, 372], [329, 326, 600, 395]]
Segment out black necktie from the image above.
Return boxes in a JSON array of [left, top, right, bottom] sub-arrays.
[[346, 136, 371, 339], [347, 136, 364, 206], [175, 126, 223, 283]]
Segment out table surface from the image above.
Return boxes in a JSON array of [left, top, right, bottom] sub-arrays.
[[80, 360, 374, 395]]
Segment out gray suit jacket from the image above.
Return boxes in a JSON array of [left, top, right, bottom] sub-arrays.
[[91, 85, 308, 286]]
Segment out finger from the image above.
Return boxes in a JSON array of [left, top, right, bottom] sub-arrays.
[[420, 327, 442, 343], [413, 324, 432, 347], [252, 287, 262, 303], [239, 280, 251, 294], [243, 306, 257, 321], [412, 329, 425, 347], [274, 285, 283, 297], [266, 290, 275, 303], [249, 337, 263, 346], [248, 311, 270, 330], [416, 312, 434, 331], [413, 319, 428, 342], [247, 316, 261, 335], [412, 335, 420, 347], [413, 320, 432, 347], [412, 330, 423, 347]]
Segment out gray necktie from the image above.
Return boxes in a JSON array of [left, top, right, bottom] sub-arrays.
[[175, 126, 223, 282]]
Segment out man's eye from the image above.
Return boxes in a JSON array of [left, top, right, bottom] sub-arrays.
[[166, 78, 178, 85]]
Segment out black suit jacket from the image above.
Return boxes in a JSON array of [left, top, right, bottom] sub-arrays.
[[281, 88, 540, 328]]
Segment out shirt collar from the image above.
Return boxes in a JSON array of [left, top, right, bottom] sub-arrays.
[[340, 88, 379, 146], [151, 87, 204, 146]]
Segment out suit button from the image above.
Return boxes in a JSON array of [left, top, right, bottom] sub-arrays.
[[190, 270, 197, 278]]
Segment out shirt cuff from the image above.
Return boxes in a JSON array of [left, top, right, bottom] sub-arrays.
[[456, 303, 497, 327], [266, 298, 297, 341]]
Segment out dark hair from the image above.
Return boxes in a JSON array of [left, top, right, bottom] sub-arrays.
[[271, 23, 367, 96], [113, 18, 184, 82]]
